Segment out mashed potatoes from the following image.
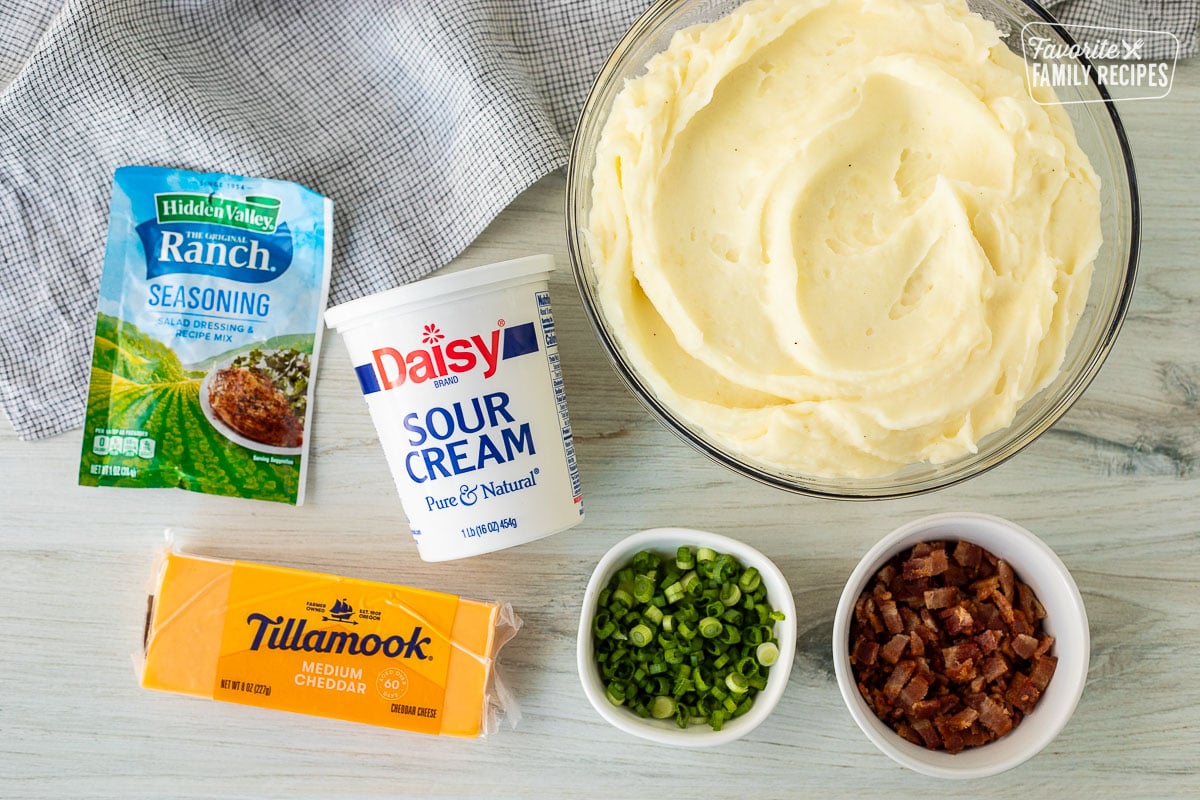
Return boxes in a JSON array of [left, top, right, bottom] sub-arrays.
[[586, 0, 1102, 478]]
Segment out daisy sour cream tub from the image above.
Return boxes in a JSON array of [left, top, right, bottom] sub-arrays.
[[325, 255, 584, 561]]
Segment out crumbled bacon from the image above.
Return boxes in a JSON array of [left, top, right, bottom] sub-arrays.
[[991, 589, 1015, 624], [880, 598, 904, 635], [848, 539, 1057, 754], [944, 706, 979, 730], [856, 594, 883, 634], [953, 540, 982, 568], [852, 636, 880, 667], [940, 604, 975, 636], [997, 560, 1015, 599], [924, 586, 959, 610], [1017, 581, 1046, 622], [974, 694, 1014, 736], [975, 627, 1002, 655], [938, 725, 966, 754], [883, 660, 917, 703], [880, 632, 910, 664], [896, 723, 922, 746], [903, 549, 950, 579], [971, 574, 1000, 600], [912, 718, 941, 748], [943, 643, 981, 676], [1012, 633, 1039, 660], [1029, 654, 1058, 692], [898, 674, 931, 708], [1006, 672, 1040, 714], [981, 654, 1010, 683], [1009, 609, 1033, 637], [910, 698, 946, 720]]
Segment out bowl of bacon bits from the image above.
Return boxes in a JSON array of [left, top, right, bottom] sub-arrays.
[[833, 513, 1089, 778]]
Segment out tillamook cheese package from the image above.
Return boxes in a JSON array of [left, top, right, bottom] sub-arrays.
[[78, 166, 332, 504], [140, 547, 521, 737]]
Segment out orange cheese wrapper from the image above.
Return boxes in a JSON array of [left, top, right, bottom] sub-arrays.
[[139, 548, 520, 737]]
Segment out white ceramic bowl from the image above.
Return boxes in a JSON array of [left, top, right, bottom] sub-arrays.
[[832, 512, 1090, 778], [578, 528, 797, 747]]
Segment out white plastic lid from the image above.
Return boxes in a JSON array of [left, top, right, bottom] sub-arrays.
[[324, 254, 554, 331]]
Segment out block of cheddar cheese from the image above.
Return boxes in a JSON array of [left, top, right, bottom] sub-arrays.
[[140, 549, 519, 737]]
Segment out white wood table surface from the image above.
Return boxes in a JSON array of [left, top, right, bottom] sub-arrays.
[[2, 59, 1198, 800]]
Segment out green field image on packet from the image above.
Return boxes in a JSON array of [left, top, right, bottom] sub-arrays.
[[79, 166, 333, 504]]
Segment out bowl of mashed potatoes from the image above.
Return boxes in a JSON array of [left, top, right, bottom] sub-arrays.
[[566, 0, 1138, 497]]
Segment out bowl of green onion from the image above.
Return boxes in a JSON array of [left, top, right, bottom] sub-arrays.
[[577, 528, 796, 746]]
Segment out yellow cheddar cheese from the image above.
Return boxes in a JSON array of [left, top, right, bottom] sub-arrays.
[[141, 550, 517, 737]]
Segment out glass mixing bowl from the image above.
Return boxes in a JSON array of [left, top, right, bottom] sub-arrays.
[[565, 0, 1138, 499]]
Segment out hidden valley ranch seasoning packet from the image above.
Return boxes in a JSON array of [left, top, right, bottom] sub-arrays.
[[79, 166, 333, 504]]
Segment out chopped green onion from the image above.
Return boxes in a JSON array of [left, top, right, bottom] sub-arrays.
[[632, 575, 654, 604], [726, 672, 750, 695], [719, 583, 741, 606], [676, 546, 695, 570], [591, 545, 784, 731], [736, 656, 759, 677], [593, 612, 616, 640], [699, 617, 723, 639], [756, 641, 780, 667], [629, 623, 653, 647], [738, 567, 762, 593], [650, 695, 676, 719], [681, 570, 700, 594], [664, 581, 685, 604]]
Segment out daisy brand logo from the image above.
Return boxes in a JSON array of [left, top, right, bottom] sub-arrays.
[[422, 324, 444, 345], [1021, 22, 1180, 103], [353, 319, 542, 395]]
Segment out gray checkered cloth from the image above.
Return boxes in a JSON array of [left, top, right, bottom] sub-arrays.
[[0, 0, 1194, 440], [1048, 0, 1199, 57]]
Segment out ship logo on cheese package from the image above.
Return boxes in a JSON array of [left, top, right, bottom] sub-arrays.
[[325, 255, 584, 561], [78, 166, 333, 504], [324, 598, 355, 623], [140, 548, 521, 737]]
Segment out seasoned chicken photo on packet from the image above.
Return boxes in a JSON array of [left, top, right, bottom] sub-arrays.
[[78, 166, 333, 504]]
